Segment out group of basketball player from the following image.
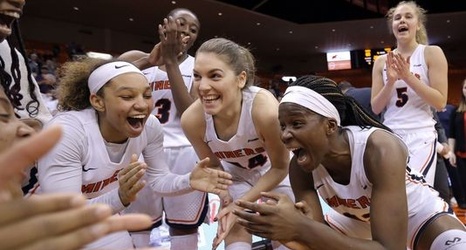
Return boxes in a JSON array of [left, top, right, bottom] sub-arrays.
[[1, 0, 466, 249]]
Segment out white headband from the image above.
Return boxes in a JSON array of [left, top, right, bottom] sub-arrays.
[[88, 61, 144, 94], [280, 86, 341, 126]]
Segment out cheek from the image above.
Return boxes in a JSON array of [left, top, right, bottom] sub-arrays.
[[0, 132, 14, 152]]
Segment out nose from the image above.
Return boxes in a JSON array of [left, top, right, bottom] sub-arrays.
[[280, 127, 292, 144], [134, 95, 150, 110], [197, 78, 211, 95], [16, 120, 36, 138]]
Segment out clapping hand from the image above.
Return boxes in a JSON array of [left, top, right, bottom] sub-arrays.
[[118, 154, 147, 206]]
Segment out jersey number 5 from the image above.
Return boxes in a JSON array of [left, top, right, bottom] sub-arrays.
[[395, 87, 408, 107]]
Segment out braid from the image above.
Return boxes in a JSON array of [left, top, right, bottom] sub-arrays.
[[13, 20, 40, 118], [0, 56, 18, 110], [290, 75, 391, 132]]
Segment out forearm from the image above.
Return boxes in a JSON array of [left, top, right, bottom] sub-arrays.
[[371, 84, 395, 115], [404, 74, 446, 110], [448, 138, 456, 152], [295, 219, 386, 250], [165, 61, 194, 113], [86, 188, 127, 214]]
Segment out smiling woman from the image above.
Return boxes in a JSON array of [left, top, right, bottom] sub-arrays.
[[34, 58, 233, 249]]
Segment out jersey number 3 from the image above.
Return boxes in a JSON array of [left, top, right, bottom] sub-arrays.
[[154, 98, 171, 124]]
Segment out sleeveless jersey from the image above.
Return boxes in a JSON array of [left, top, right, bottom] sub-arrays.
[[0, 40, 52, 123], [204, 86, 270, 175], [313, 126, 444, 222], [382, 44, 435, 131], [142, 56, 194, 147]]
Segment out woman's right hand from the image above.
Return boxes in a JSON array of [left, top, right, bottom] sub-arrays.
[[118, 154, 147, 206]]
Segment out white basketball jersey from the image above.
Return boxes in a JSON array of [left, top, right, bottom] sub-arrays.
[[204, 86, 271, 175], [313, 126, 445, 222], [382, 45, 435, 131], [0, 40, 52, 123], [37, 109, 157, 199], [142, 56, 194, 147]]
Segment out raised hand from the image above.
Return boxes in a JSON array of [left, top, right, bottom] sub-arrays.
[[150, 16, 190, 67], [118, 154, 147, 206], [0, 193, 151, 250], [385, 52, 398, 85], [189, 157, 232, 195]]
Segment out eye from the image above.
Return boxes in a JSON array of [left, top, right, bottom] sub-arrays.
[[0, 113, 10, 122], [193, 73, 201, 81], [292, 121, 304, 128], [120, 95, 133, 100]]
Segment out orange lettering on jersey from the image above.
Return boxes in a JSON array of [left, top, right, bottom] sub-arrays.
[[326, 194, 371, 209], [150, 80, 171, 91], [214, 147, 266, 159], [81, 169, 122, 194]]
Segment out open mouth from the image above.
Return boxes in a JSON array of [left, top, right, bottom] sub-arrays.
[[0, 11, 20, 30], [127, 115, 145, 129], [398, 27, 408, 32]]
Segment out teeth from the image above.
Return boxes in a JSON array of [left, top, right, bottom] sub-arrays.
[[0, 11, 20, 19], [130, 115, 145, 119], [203, 95, 218, 101]]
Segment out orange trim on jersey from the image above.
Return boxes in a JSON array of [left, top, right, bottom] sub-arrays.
[[165, 193, 207, 224], [324, 214, 348, 236], [418, 141, 435, 174]]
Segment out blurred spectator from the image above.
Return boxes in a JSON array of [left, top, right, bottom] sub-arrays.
[[338, 80, 380, 120], [448, 78, 466, 209]]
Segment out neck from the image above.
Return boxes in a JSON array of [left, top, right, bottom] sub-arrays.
[[396, 40, 419, 55]]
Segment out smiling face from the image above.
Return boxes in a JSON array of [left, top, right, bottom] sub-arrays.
[[194, 52, 245, 115], [391, 3, 420, 43], [92, 72, 153, 143], [170, 9, 200, 53], [278, 102, 329, 172], [0, 0, 24, 42]]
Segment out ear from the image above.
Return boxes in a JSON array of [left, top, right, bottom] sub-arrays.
[[90, 93, 105, 112], [326, 118, 339, 136], [237, 71, 247, 89]]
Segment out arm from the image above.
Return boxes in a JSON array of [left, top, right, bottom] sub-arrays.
[[181, 100, 224, 171], [37, 116, 132, 213], [158, 17, 197, 114], [371, 55, 394, 115], [117, 50, 153, 70], [363, 130, 409, 249], [239, 90, 290, 203], [144, 115, 231, 196], [448, 108, 458, 166]]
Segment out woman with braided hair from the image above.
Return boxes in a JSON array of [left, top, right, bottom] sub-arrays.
[[0, 0, 52, 194], [233, 75, 466, 250]]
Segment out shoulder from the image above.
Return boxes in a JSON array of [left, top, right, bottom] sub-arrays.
[[424, 45, 446, 62], [366, 129, 408, 160], [143, 115, 164, 141], [181, 99, 205, 130], [373, 54, 387, 71], [252, 87, 280, 126]]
